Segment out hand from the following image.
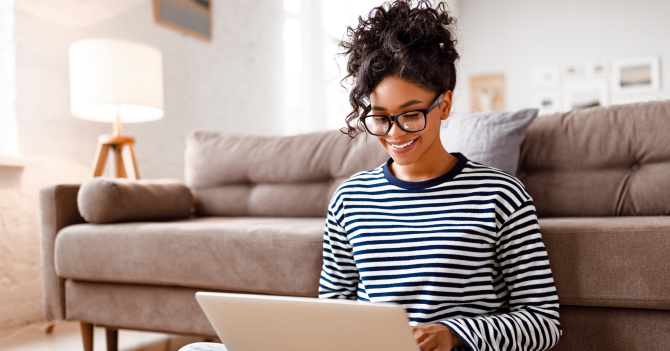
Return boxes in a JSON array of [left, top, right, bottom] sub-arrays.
[[412, 323, 464, 351]]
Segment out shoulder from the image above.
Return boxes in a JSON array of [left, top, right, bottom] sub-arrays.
[[457, 159, 532, 204], [329, 165, 386, 204], [336, 165, 386, 192]]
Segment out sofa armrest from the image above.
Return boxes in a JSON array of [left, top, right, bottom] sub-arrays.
[[39, 184, 85, 320]]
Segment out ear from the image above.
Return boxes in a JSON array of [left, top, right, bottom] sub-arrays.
[[440, 90, 453, 121]]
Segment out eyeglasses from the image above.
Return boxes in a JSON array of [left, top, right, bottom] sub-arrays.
[[361, 93, 443, 136]]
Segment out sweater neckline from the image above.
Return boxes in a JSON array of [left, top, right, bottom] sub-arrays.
[[382, 153, 468, 190]]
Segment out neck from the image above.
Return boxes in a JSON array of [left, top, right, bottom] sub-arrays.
[[390, 145, 458, 182]]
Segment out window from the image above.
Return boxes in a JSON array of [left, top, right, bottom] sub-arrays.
[[282, 0, 381, 135], [0, 1, 18, 157]]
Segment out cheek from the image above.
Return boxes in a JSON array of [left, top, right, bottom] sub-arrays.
[[375, 136, 387, 148]]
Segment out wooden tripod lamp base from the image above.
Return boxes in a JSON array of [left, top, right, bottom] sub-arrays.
[[92, 135, 140, 179]]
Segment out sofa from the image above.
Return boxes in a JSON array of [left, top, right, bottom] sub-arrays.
[[40, 100, 670, 351]]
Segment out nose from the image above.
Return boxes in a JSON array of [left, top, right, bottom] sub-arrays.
[[386, 120, 405, 138]]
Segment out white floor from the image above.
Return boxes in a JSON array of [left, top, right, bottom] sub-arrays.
[[0, 321, 213, 351]]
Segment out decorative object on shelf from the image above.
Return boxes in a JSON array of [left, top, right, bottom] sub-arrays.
[[611, 56, 661, 96], [563, 79, 609, 111], [470, 73, 506, 112], [154, 0, 212, 41], [69, 38, 164, 179]]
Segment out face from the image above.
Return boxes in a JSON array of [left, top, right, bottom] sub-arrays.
[[368, 76, 452, 168]]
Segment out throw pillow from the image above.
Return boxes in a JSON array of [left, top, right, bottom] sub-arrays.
[[440, 109, 538, 175], [78, 177, 193, 224]]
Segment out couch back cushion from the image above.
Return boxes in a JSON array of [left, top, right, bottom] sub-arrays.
[[518, 100, 670, 217], [185, 130, 388, 217]]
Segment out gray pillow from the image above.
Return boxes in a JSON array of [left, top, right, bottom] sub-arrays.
[[440, 109, 538, 175]]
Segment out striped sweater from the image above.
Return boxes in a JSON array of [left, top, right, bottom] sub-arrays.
[[319, 153, 561, 351]]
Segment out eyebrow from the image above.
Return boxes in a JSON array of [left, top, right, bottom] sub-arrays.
[[371, 99, 424, 112]]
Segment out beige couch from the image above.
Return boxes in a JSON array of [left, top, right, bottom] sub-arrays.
[[40, 100, 670, 351]]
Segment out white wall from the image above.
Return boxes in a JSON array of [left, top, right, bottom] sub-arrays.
[[452, 0, 670, 112], [1, 0, 287, 329], [15, 0, 286, 180], [0, 0, 18, 157]]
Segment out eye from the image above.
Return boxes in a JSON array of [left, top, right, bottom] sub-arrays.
[[402, 112, 422, 120]]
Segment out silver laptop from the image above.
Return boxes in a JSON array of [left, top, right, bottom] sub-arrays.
[[195, 292, 420, 351]]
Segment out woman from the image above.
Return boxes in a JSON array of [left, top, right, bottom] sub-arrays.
[[182, 1, 560, 351], [318, 1, 561, 350]]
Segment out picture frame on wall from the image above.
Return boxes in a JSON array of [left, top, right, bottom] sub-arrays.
[[532, 65, 561, 88], [611, 56, 660, 95], [154, 0, 212, 41], [562, 63, 583, 81], [470, 73, 506, 112], [534, 92, 561, 115], [563, 79, 609, 111], [585, 60, 609, 78]]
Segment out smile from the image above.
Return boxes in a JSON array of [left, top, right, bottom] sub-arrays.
[[388, 138, 417, 149]]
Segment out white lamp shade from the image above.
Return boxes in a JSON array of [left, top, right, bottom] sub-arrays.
[[69, 38, 164, 123]]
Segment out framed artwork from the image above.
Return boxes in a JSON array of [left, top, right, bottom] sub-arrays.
[[611, 94, 662, 106], [563, 63, 583, 81], [532, 66, 560, 88], [611, 56, 660, 95], [154, 0, 212, 41], [470, 73, 506, 112], [534, 92, 561, 115], [585, 60, 609, 78], [563, 79, 609, 111]]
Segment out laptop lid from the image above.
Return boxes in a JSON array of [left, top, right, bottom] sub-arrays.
[[195, 292, 420, 351]]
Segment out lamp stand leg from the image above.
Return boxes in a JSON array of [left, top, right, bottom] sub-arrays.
[[113, 144, 128, 178], [92, 135, 139, 179], [92, 142, 111, 177], [126, 143, 140, 179]]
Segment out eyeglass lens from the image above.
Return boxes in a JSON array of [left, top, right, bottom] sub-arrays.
[[365, 111, 426, 135]]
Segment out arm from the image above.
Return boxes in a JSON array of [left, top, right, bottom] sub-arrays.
[[39, 184, 86, 320], [439, 200, 562, 351], [318, 205, 359, 300]]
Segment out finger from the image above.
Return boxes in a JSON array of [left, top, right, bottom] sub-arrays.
[[414, 330, 428, 343], [418, 337, 436, 351]]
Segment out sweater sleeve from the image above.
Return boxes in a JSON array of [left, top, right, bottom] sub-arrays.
[[318, 203, 359, 300], [439, 200, 562, 351]]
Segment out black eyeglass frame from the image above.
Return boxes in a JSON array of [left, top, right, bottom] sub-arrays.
[[361, 93, 444, 136]]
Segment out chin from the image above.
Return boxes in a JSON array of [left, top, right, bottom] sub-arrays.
[[385, 148, 421, 166]]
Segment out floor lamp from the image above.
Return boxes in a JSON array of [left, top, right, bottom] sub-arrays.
[[69, 38, 164, 179]]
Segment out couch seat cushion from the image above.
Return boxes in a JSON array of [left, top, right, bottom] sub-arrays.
[[55, 217, 325, 297], [540, 216, 670, 310]]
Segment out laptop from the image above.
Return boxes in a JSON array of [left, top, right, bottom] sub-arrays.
[[195, 292, 420, 351]]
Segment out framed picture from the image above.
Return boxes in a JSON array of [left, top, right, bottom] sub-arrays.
[[470, 73, 506, 112], [585, 60, 609, 78], [534, 92, 561, 115], [154, 0, 212, 41], [611, 94, 662, 106], [532, 66, 560, 88], [563, 79, 609, 111], [611, 56, 660, 95], [562, 63, 583, 81]]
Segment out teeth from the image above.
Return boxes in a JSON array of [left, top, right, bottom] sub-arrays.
[[390, 139, 416, 149]]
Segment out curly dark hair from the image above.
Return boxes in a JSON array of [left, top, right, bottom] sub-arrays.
[[340, 0, 459, 138]]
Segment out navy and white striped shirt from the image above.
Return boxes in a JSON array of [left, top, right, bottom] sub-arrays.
[[319, 153, 561, 351]]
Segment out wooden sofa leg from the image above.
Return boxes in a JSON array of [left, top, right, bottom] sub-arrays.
[[80, 322, 94, 351], [106, 328, 119, 351]]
